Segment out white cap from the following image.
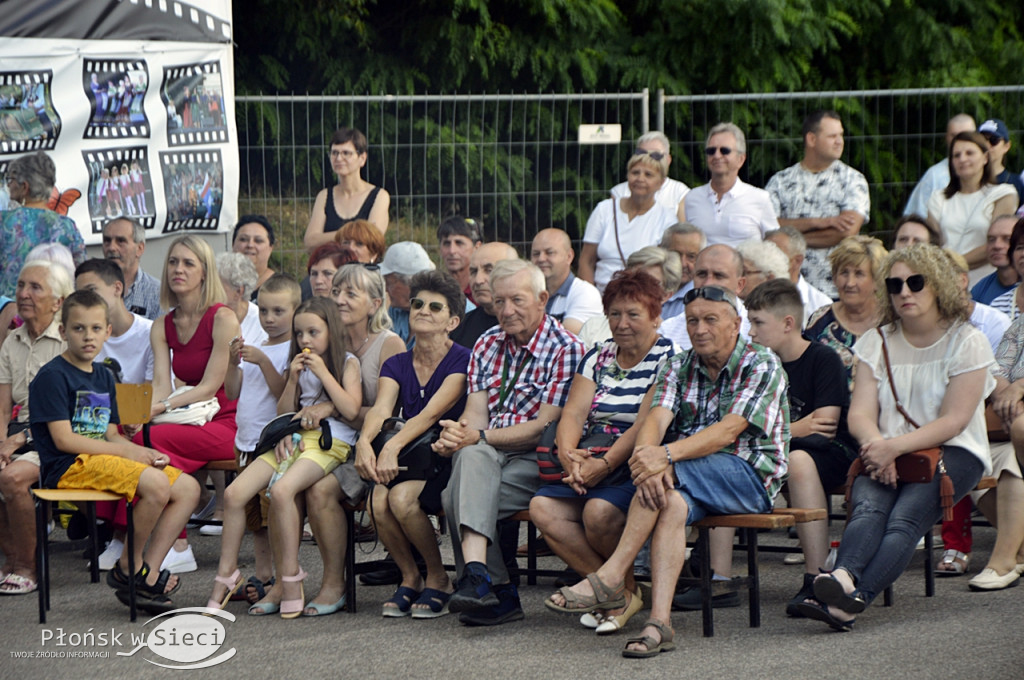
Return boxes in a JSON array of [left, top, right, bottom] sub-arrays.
[[379, 241, 436, 277]]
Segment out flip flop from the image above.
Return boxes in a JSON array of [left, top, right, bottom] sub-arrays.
[[410, 588, 451, 619], [621, 618, 676, 658], [304, 594, 347, 617], [794, 599, 855, 632], [382, 586, 421, 618], [0, 573, 37, 595], [813, 572, 866, 614]]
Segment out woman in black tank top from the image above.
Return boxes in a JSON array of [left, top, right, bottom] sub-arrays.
[[304, 127, 390, 253]]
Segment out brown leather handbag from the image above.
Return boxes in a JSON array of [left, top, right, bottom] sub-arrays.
[[846, 328, 955, 521]]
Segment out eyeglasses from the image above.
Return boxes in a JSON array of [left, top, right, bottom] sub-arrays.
[[633, 148, 666, 161], [884, 274, 926, 295], [704, 146, 733, 156], [683, 286, 738, 312], [982, 134, 1003, 146], [330, 149, 358, 159], [410, 298, 447, 313]]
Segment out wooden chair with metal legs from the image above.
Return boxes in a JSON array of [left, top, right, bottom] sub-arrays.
[[32, 383, 153, 623]]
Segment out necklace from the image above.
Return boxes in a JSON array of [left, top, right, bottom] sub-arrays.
[[351, 332, 371, 357]]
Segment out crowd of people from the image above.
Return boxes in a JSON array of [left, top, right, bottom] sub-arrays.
[[1, 116, 1023, 659]]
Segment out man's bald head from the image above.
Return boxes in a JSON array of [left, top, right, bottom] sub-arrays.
[[693, 244, 746, 296], [531, 228, 574, 292]]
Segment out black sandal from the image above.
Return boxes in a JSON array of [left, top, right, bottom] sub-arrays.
[[106, 562, 179, 598]]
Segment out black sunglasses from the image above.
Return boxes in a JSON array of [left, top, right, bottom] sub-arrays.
[[982, 134, 1003, 146], [683, 286, 738, 312], [884, 274, 926, 295], [704, 146, 733, 156], [410, 298, 447, 313], [634, 148, 666, 161]]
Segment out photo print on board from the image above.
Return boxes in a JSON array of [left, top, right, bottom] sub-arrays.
[[159, 149, 223, 232], [82, 59, 151, 139], [161, 61, 228, 146], [83, 147, 156, 233], [0, 70, 60, 153]]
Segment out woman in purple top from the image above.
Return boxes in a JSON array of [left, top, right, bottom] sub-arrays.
[[355, 270, 469, 619]]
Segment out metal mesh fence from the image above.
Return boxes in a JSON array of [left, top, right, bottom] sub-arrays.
[[237, 87, 1024, 276]]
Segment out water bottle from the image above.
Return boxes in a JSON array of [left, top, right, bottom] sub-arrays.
[[823, 540, 840, 570]]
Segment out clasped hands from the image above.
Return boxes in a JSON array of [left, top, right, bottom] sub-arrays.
[[859, 438, 899, 487]]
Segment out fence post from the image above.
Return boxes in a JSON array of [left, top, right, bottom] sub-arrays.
[[641, 88, 649, 134], [656, 88, 664, 133]]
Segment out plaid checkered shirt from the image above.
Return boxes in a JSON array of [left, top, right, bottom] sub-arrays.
[[468, 314, 584, 430], [651, 337, 790, 499]]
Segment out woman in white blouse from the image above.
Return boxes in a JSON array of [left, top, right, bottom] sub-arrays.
[[927, 131, 1019, 287], [797, 244, 994, 631]]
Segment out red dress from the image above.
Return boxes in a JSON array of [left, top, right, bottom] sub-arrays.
[[135, 304, 238, 472]]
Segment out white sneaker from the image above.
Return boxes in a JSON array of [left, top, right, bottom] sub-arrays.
[[784, 553, 806, 565], [199, 523, 223, 536], [97, 538, 124, 571], [160, 545, 198, 574]]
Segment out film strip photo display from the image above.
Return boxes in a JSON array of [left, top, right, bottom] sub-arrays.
[[82, 59, 151, 139], [160, 149, 223, 232], [0, 70, 60, 154], [83, 147, 157, 233], [161, 61, 228, 146]]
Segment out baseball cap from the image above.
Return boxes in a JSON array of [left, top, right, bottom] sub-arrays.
[[978, 119, 1009, 143], [379, 241, 436, 277]]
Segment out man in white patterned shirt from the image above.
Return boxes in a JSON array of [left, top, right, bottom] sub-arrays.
[[766, 111, 871, 299]]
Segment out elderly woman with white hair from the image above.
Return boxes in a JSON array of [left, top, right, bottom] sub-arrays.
[[0, 151, 86, 298], [578, 246, 682, 348], [580, 152, 679, 293], [0, 259, 72, 594], [735, 239, 791, 299], [217, 252, 267, 347]]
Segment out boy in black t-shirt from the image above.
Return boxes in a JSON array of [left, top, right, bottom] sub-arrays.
[[29, 290, 199, 613], [746, 278, 857, 617]]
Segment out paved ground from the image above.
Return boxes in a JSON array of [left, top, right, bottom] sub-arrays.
[[1, 519, 1021, 680]]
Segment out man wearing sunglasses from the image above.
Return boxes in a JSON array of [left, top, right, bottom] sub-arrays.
[[978, 119, 1024, 205], [610, 131, 690, 221], [530, 228, 602, 336], [547, 285, 786, 654], [766, 110, 870, 300], [683, 123, 779, 248]]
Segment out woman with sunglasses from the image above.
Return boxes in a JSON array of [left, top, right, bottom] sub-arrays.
[[249, 263, 405, 615], [797, 244, 994, 631], [354, 271, 469, 617], [580, 152, 678, 293], [926, 131, 1018, 287]]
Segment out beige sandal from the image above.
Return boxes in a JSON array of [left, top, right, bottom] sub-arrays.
[[544, 572, 626, 613], [596, 588, 643, 635], [622, 618, 676, 658]]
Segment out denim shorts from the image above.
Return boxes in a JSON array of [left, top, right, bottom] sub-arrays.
[[674, 452, 772, 524]]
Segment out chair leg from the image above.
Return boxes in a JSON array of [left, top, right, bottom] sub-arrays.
[[85, 502, 100, 583], [345, 507, 357, 614], [745, 528, 761, 628], [126, 500, 136, 623], [923, 531, 935, 597], [698, 527, 714, 638], [525, 521, 537, 586], [36, 497, 48, 624]]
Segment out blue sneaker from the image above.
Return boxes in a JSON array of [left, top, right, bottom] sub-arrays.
[[458, 583, 524, 626], [449, 562, 499, 613]]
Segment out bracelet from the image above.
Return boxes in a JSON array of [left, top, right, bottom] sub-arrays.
[[600, 457, 611, 471], [664, 444, 673, 466], [161, 398, 173, 412]]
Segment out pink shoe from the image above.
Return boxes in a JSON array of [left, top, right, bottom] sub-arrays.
[[280, 568, 307, 619], [206, 569, 242, 610]]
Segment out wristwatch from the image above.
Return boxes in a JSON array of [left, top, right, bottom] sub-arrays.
[[479, 429, 488, 445], [161, 398, 173, 412]]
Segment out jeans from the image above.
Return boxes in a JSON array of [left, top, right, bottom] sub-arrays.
[[674, 452, 772, 524], [835, 445, 983, 604]]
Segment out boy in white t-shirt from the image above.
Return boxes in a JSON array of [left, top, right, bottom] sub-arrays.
[[73, 258, 157, 570], [75, 258, 154, 384], [224, 273, 300, 606]]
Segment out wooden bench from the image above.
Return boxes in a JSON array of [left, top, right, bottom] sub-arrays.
[[681, 508, 825, 638]]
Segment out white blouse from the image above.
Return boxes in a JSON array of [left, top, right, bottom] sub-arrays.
[[853, 323, 995, 473]]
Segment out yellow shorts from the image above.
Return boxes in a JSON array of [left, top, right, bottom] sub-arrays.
[[57, 453, 183, 502], [257, 430, 350, 475]]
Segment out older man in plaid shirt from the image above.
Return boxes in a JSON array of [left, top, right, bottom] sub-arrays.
[[545, 285, 788, 658], [437, 258, 584, 625]]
